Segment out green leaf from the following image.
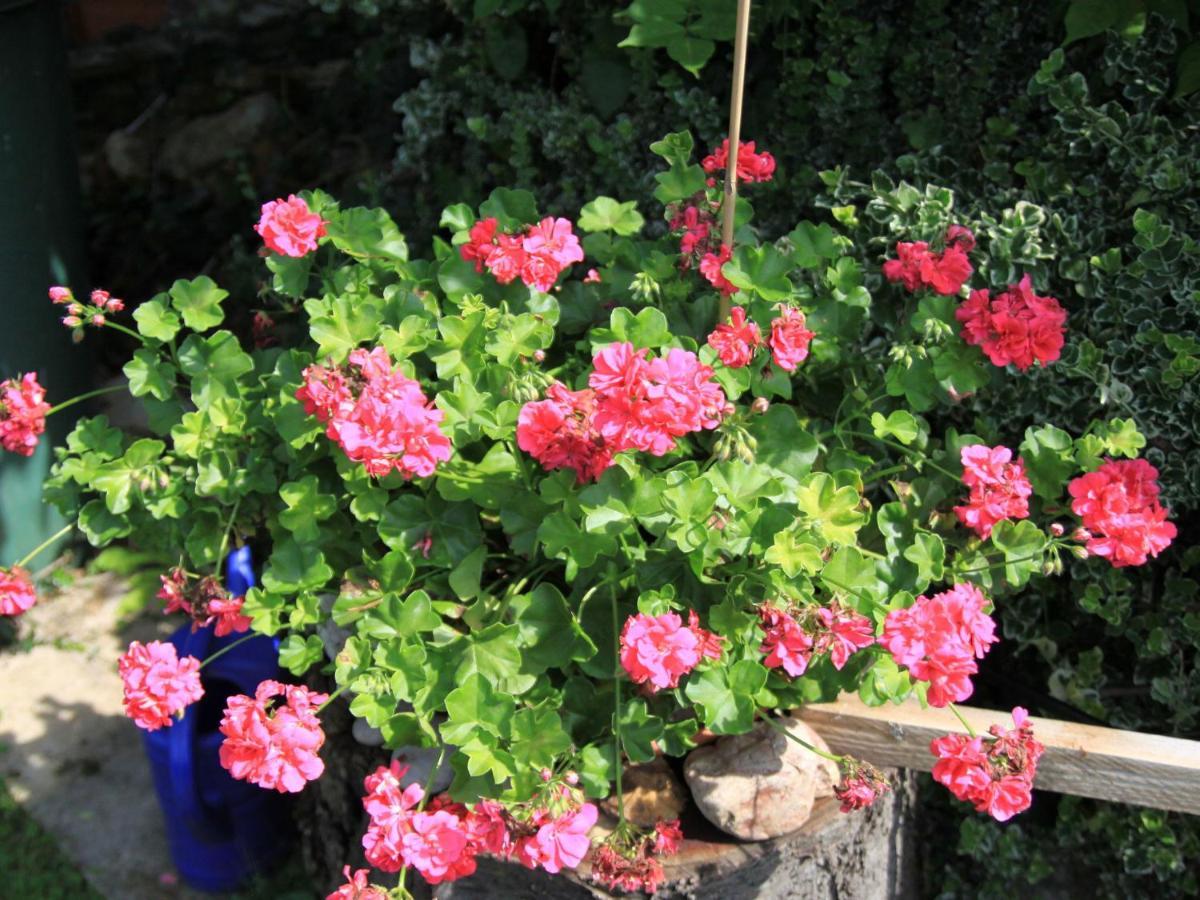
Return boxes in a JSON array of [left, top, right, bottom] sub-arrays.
[[764, 531, 823, 577], [451, 623, 533, 695], [596, 306, 671, 349], [278, 475, 337, 543], [1176, 40, 1200, 98], [749, 405, 819, 485], [510, 583, 596, 671], [666, 34, 715, 77], [132, 297, 181, 342], [618, 697, 664, 763], [795, 472, 867, 545], [307, 295, 384, 362], [871, 410, 920, 445], [448, 545, 486, 601], [788, 222, 841, 269], [278, 634, 326, 676], [123, 349, 175, 401], [1019, 424, 1076, 500], [1064, 0, 1120, 44], [685, 660, 767, 734], [1097, 418, 1146, 458], [723, 245, 795, 302], [262, 539, 334, 593], [168, 276, 228, 331], [78, 499, 132, 545], [479, 188, 538, 230], [326, 207, 408, 261], [648, 131, 694, 167], [176, 331, 254, 410], [510, 706, 573, 769], [578, 197, 644, 236], [989, 519, 1048, 588], [653, 162, 707, 205], [902, 533, 945, 592], [265, 254, 313, 298], [442, 673, 515, 743]]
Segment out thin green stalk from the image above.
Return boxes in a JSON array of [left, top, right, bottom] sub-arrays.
[[949, 702, 978, 738], [955, 551, 1044, 575], [611, 588, 625, 826], [841, 430, 960, 481], [14, 524, 74, 568], [399, 741, 447, 894], [198, 633, 260, 670], [315, 684, 350, 715], [215, 497, 243, 571], [820, 573, 875, 605], [46, 385, 126, 417], [762, 715, 844, 764], [101, 320, 148, 344], [862, 463, 911, 486]]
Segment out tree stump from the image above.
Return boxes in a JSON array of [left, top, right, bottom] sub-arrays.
[[436, 770, 918, 900]]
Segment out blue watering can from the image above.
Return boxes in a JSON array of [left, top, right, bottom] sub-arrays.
[[141, 547, 294, 892]]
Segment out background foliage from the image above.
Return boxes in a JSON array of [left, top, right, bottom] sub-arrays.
[[73, 0, 1200, 895]]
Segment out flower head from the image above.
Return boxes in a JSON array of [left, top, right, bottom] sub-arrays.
[[956, 275, 1067, 370], [707, 306, 762, 368], [326, 867, 387, 900], [0, 566, 37, 617], [218, 680, 328, 792], [1068, 459, 1176, 567], [255, 195, 327, 257], [0, 373, 50, 457], [768, 305, 815, 372], [119, 640, 204, 731], [930, 707, 1043, 821], [620, 612, 705, 691], [834, 759, 891, 813], [699, 245, 736, 297], [883, 229, 974, 296], [953, 444, 1033, 539], [702, 138, 776, 184]]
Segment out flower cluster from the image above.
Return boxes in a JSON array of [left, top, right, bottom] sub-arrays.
[[0, 372, 50, 457], [930, 707, 1044, 822], [157, 568, 252, 637], [956, 274, 1067, 371], [701, 138, 776, 185], [590, 819, 683, 894], [518, 342, 726, 482], [50, 285, 125, 333], [359, 762, 596, 886], [0, 566, 37, 617], [326, 867, 387, 900], [882, 226, 975, 296], [834, 758, 891, 813], [698, 245, 736, 297], [255, 194, 327, 258], [879, 584, 996, 707], [952, 444, 1033, 539], [757, 602, 875, 677], [218, 680, 328, 793], [668, 200, 718, 267], [459, 216, 584, 292], [297, 346, 452, 478], [620, 610, 723, 692], [1068, 459, 1176, 567], [118, 640, 204, 731], [706, 305, 815, 373]]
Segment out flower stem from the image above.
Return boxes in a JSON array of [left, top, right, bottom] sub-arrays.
[[14, 523, 74, 569], [46, 384, 127, 417], [949, 702, 977, 738], [198, 632, 260, 670], [954, 551, 1044, 575], [101, 320, 148, 344], [315, 683, 350, 715], [215, 497, 243, 573], [840, 430, 960, 481], [611, 587, 625, 826], [762, 715, 845, 764]]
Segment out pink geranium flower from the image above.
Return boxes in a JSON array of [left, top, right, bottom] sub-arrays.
[[620, 612, 704, 691], [768, 305, 816, 372], [401, 810, 475, 884], [699, 245, 736, 297], [218, 680, 328, 793], [955, 275, 1067, 371], [0, 566, 37, 616], [707, 305, 762, 368], [255, 194, 327, 258], [953, 444, 1033, 539], [326, 866, 387, 900], [531, 803, 598, 874], [0, 373, 50, 457], [930, 707, 1044, 821], [523, 217, 584, 270], [119, 640, 204, 731], [1068, 459, 1176, 567]]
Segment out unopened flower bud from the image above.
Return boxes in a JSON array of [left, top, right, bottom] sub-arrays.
[[90, 289, 110, 305], [565, 771, 579, 786], [67, 302, 84, 316], [532, 349, 546, 364], [750, 397, 770, 415], [137, 476, 154, 493], [1042, 557, 1063, 576], [539, 768, 553, 783], [91, 314, 106, 326], [1049, 523, 1065, 537], [707, 512, 726, 531], [48, 285, 72, 304], [62, 315, 81, 328], [722, 402, 736, 417], [1071, 545, 1090, 560], [157, 473, 170, 489], [106, 297, 125, 312], [1072, 528, 1091, 542]]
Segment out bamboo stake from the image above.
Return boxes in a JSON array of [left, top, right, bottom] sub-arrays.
[[718, 0, 753, 323]]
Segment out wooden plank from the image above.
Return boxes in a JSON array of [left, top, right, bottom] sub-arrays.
[[796, 695, 1200, 815]]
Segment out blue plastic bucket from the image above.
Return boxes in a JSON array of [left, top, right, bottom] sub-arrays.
[[140, 547, 293, 891]]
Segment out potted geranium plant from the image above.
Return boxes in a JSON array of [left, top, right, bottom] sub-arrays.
[[0, 129, 1176, 898]]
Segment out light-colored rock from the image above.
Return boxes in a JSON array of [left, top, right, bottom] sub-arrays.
[[684, 716, 840, 840], [600, 756, 688, 827], [160, 92, 280, 179], [393, 743, 454, 795]]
